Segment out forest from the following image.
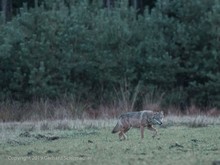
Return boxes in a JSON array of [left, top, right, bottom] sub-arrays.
[[0, 0, 220, 118]]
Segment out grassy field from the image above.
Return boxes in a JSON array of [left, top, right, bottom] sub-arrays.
[[0, 116, 220, 165]]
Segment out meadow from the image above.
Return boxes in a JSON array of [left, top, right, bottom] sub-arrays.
[[0, 116, 220, 165]]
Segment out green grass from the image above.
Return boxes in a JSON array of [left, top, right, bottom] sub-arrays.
[[0, 117, 220, 165]]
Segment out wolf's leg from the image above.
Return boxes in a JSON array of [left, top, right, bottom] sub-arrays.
[[119, 127, 129, 140], [122, 127, 130, 140], [119, 131, 127, 140], [140, 125, 144, 139], [147, 125, 157, 138], [123, 127, 130, 133], [122, 132, 127, 140], [119, 131, 123, 140]]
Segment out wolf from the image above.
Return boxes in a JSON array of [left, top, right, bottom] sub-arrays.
[[112, 110, 164, 140]]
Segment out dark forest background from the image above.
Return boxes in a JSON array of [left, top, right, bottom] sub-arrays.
[[0, 0, 220, 117]]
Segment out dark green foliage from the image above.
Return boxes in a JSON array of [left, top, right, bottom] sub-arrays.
[[0, 0, 219, 109]]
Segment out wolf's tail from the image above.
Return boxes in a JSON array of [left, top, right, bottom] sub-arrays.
[[112, 122, 120, 133]]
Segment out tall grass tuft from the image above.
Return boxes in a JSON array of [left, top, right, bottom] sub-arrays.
[[188, 116, 209, 128]]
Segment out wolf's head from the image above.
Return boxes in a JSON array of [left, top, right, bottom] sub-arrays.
[[151, 111, 164, 125]]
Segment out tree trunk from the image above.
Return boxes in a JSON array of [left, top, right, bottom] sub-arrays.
[[128, 0, 156, 14], [0, 0, 12, 23], [103, 0, 114, 9]]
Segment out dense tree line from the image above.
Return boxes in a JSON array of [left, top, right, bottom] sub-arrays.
[[0, 0, 219, 110], [0, 0, 155, 22]]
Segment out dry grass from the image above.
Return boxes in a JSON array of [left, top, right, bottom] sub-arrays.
[[0, 119, 115, 133], [0, 115, 220, 134], [1, 98, 220, 122], [164, 115, 220, 128]]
